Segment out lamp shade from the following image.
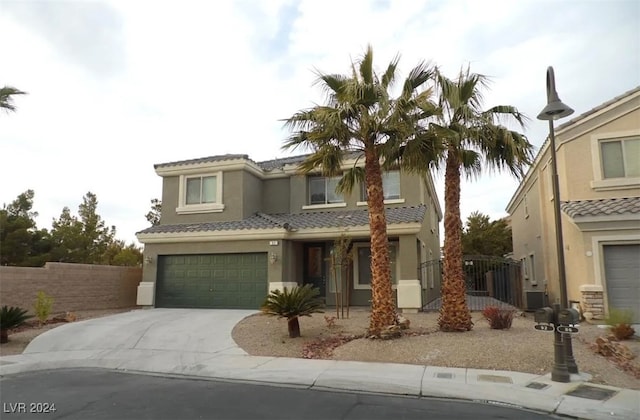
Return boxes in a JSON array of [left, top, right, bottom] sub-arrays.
[[537, 66, 574, 121], [537, 99, 574, 120]]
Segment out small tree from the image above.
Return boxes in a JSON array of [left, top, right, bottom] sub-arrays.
[[34, 291, 54, 326], [462, 211, 512, 256], [261, 284, 324, 338], [145, 199, 162, 226], [329, 235, 353, 319]]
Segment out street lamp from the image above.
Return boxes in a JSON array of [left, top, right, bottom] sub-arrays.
[[537, 66, 578, 382]]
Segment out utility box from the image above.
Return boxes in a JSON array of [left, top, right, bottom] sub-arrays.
[[535, 307, 554, 324], [558, 308, 580, 325]]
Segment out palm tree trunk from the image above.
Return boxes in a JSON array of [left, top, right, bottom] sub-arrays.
[[439, 152, 473, 332], [1, 328, 8, 344], [287, 316, 301, 338], [364, 145, 397, 337]]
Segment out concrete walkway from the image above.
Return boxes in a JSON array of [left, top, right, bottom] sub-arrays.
[[1, 309, 638, 420]]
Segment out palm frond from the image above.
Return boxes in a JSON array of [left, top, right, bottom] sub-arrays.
[[0, 86, 27, 112], [381, 54, 400, 89], [459, 149, 482, 179], [336, 165, 365, 195], [296, 144, 344, 176], [261, 284, 324, 320], [482, 105, 529, 128], [401, 61, 434, 99], [479, 126, 534, 179], [359, 45, 375, 84]]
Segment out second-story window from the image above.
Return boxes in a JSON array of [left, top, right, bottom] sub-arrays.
[[361, 170, 401, 201], [186, 175, 217, 204], [600, 136, 640, 179], [309, 176, 343, 205]]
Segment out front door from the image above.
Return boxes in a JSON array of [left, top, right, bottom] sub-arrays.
[[303, 243, 326, 298]]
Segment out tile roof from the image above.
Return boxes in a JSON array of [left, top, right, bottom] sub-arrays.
[[137, 205, 426, 235], [257, 151, 363, 171], [257, 155, 309, 171], [561, 197, 640, 218], [153, 151, 366, 172], [154, 154, 251, 169], [555, 86, 640, 132]]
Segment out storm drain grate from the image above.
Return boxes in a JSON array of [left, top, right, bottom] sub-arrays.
[[435, 372, 454, 379], [477, 374, 513, 384], [525, 382, 550, 390], [565, 385, 618, 401]]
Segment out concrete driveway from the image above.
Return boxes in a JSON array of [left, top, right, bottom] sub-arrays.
[[24, 308, 257, 356]]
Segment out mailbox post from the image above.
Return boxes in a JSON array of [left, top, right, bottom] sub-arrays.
[[534, 304, 580, 383]]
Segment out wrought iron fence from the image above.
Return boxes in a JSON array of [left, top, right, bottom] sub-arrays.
[[418, 255, 523, 308]]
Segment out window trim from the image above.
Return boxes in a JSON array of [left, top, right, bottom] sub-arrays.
[[307, 175, 344, 206], [356, 198, 405, 206], [359, 170, 402, 203], [590, 130, 640, 191], [353, 242, 399, 290], [176, 172, 225, 214]]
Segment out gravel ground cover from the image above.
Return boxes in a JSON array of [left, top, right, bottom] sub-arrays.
[[232, 308, 640, 390]]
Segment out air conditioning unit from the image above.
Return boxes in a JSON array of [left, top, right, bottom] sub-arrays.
[[525, 290, 546, 311]]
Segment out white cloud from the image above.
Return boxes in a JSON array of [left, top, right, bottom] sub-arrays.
[[1, 0, 638, 247]]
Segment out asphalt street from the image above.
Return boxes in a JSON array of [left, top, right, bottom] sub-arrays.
[[0, 368, 557, 420]]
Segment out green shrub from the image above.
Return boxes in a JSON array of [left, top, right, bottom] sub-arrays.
[[482, 306, 515, 330], [34, 291, 54, 326], [606, 309, 636, 340], [261, 284, 324, 338], [0, 306, 34, 343]]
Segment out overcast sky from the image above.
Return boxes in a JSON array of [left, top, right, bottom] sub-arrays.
[[1, 0, 638, 246]]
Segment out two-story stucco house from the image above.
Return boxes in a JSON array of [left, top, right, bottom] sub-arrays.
[[506, 87, 640, 322], [136, 153, 442, 313]]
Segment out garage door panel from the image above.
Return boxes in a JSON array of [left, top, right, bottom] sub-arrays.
[[603, 244, 640, 323], [157, 253, 267, 309]]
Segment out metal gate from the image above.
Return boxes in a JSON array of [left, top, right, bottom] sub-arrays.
[[419, 255, 523, 308]]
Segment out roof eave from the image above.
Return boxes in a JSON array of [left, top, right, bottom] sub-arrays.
[[136, 222, 422, 244]]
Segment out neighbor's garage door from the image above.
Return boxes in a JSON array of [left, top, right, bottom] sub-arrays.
[[603, 244, 640, 323], [156, 253, 268, 309]]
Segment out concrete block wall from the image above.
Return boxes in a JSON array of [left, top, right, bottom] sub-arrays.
[[0, 262, 142, 314]]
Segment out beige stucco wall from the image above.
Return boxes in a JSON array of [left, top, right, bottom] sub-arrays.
[[509, 169, 549, 293], [508, 92, 640, 308], [558, 107, 640, 200]]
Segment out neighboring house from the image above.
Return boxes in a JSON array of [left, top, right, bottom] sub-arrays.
[[506, 87, 640, 321], [136, 153, 442, 312]]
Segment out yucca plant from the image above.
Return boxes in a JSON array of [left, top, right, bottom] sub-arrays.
[[606, 308, 636, 340], [261, 284, 324, 338], [0, 305, 34, 343]]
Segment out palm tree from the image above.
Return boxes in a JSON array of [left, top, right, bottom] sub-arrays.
[[0, 86, 26, 112], [261, 284, 324, 338], [431, 67, 534, 332], [283, 46, 439, 337]]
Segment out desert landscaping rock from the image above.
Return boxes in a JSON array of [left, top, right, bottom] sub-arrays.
[[232, 309, 640, 391]]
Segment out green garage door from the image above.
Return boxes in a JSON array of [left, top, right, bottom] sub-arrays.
[[156, 253, 268, 309]]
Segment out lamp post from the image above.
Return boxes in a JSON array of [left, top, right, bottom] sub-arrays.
[[537, 66, 579, 381]]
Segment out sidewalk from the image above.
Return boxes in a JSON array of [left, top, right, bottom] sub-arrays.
[[1, 309, 638, 419]]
